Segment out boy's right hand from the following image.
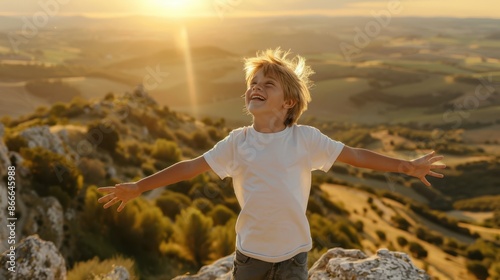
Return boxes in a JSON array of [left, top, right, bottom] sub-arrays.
[[97, 182, 142, 212]]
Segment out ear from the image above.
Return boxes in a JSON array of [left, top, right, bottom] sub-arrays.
[[283, 99, 296, 109]]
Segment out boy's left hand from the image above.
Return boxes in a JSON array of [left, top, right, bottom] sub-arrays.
[[404, 151, 446, 187]]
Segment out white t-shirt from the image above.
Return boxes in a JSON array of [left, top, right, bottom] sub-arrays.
[[203, 124, 344, 263]]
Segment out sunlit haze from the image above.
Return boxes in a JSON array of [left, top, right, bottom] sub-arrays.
[[0, 0, 498, 18]]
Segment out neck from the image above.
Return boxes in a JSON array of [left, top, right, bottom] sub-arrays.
[[252, 116, 287, 133]]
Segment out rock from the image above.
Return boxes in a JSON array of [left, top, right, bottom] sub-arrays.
[[0, 235, 66, 280], [172, 248, 430, 280], [19, 125, 66, 155], [172, 255, 233, 280], [22, 196, 65, 249], [308, 248, 430, 280], [102, 266, 130, 280]]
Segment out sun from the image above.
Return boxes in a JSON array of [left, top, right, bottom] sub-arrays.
[[143, 0, 202, 17]]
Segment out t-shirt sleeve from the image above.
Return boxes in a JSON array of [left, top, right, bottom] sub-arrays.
[[308, 127, 345, 172], [203, 131, 235, 179]]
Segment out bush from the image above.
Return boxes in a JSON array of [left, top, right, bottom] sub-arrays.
[[375, 230, 386, 241], [21, 147, 81, 208], [86, 122, 119, 153], [79, 157, 106, 185], [397, 236, 408, 247], [67, 256, 136, 280], [209, 204, 236, 226], [191, 130, 211, 150], [408, 241, 428, 259], [354, 220, 364, 232], [391, 215, 411, 231], [173, 207, 213, 266], [156, 192, 191, 220], [4, 132, 28, 152], [189, 182, 223, 204], [192, 198, 214, 214], [210, 219, 236, 260], [467, 260, 489, 280], [151, 139, 182, 163]]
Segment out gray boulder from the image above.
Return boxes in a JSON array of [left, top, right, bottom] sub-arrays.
[[0, 235, 66, 280], [172, 248, 430, 280], [308, 248, 430, 280]]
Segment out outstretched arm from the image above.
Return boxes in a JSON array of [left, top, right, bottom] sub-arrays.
[[337, 146, 446, 186], [98, 155, 211, 212]]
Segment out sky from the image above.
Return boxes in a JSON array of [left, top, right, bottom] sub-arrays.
[[0, 0, 498, 19]]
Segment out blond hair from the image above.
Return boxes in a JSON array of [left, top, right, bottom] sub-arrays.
[[244, 48, 314, 126]]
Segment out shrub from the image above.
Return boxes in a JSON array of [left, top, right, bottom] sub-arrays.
[[210, 219, 236, 260], [173, 207, 213, 266], [189, 182, 223, 204], [21, 147, 81, 208], [191, 130, 211, 150], [396, 236, 408, 247], [4, 132, 28, 152], [209, 204, 236, 226], [151, 139, 182, 163], [156, 192, 191, 220], [354, 220, 364, 232], [408, 241, 428, 259], [192, 198, 214, 214], [466, 261, 489, 280], [86, 122, 119, 153], [67, 256, 136, 280], [79, 157, 106, 185], [391, 215, 411, 231], [375, 230, 386, 241]]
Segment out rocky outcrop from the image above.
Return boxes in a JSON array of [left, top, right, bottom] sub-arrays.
[[173, 255, 233, 280], [308, 248, 430, 280], [21, 195, 65, 249], [19, 125, 66, 155], [0, 235, 66, 280], [172, 248, 430, 280]]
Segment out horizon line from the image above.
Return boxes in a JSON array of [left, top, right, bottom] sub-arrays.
[[0, 12, 499, 20]]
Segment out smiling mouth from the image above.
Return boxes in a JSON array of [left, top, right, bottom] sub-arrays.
[[250, 94, 266, 101]]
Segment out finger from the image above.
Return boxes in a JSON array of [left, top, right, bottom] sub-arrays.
[[117, 200, 128, 212], [429, 156, 444, 163], [103, 197, 119, 209], [431, 164, 446, 169], [97, 187, 116, 193], [428, 171, 444, 178], [425, 151, 436, 159], [98, 193, 115, 203], [421, 176, 431, 187]]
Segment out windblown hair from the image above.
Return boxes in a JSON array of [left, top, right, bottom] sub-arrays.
[[244, 48, 314, 126]]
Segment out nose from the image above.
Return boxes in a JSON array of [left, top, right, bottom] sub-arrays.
[[251, 83, 262, 92]]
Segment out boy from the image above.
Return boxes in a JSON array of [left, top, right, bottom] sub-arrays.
[[98, 48, 445, 280]]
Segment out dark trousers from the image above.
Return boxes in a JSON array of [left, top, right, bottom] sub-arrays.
[[231, 250, 308, 280]]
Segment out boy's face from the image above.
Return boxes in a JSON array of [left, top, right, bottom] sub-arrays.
[[245, 69, 292, 122]]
